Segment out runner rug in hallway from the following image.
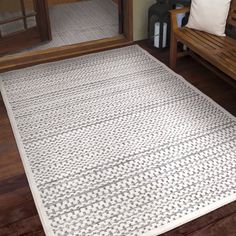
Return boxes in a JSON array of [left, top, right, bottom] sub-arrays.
[[0, 45, 236, 236]]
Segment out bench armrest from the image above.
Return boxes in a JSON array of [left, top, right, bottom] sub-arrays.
[[170, 7, 190, 31], [169, 7, 190, 16]]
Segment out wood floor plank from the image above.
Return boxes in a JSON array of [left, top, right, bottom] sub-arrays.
[[0, 161, 25, 181], [0, 200, 38, 228], [0, 215, 44, 236], [0, 174, 28, 195], [0, 186, 33, 211], [188, 212, 236, 236]]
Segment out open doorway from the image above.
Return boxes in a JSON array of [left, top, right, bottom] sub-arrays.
[[27, 0, 124, 51], [0, 0, 127, 56]]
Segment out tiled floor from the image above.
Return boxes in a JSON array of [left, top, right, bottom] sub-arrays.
[[34, 0, 119, 50]]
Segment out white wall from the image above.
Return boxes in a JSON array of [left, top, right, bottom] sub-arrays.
[[133, 0, 156, 41]]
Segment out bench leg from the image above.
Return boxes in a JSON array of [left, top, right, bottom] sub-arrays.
[[170, 33, 177, 70]]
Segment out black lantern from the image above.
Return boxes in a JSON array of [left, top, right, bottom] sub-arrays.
[[148, 0, 170, 49]]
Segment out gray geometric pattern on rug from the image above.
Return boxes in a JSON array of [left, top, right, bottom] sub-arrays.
[[1, 45, 236, 236]]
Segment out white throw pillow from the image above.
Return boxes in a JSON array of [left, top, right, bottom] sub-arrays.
[[186, 0, 232, 36]]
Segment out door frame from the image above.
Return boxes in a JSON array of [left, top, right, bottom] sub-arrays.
[[0, 0, 51, 56], [0, 0, 133, 72]]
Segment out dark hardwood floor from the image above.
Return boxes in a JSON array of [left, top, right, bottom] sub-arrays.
[[0, 41, 236, 236]]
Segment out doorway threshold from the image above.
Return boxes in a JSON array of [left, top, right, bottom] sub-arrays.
[[0, 35, 132, 73]]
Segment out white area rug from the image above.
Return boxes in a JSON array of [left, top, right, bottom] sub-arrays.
[[0, 45, 236, 236]]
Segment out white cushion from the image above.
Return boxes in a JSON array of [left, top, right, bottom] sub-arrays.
[[186, 0, 232, 36]]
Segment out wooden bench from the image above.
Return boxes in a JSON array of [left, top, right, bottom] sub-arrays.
[[169, 0, 236, 81]]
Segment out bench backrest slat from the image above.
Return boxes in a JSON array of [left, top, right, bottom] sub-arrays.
[[228, 0, 236, 27]]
